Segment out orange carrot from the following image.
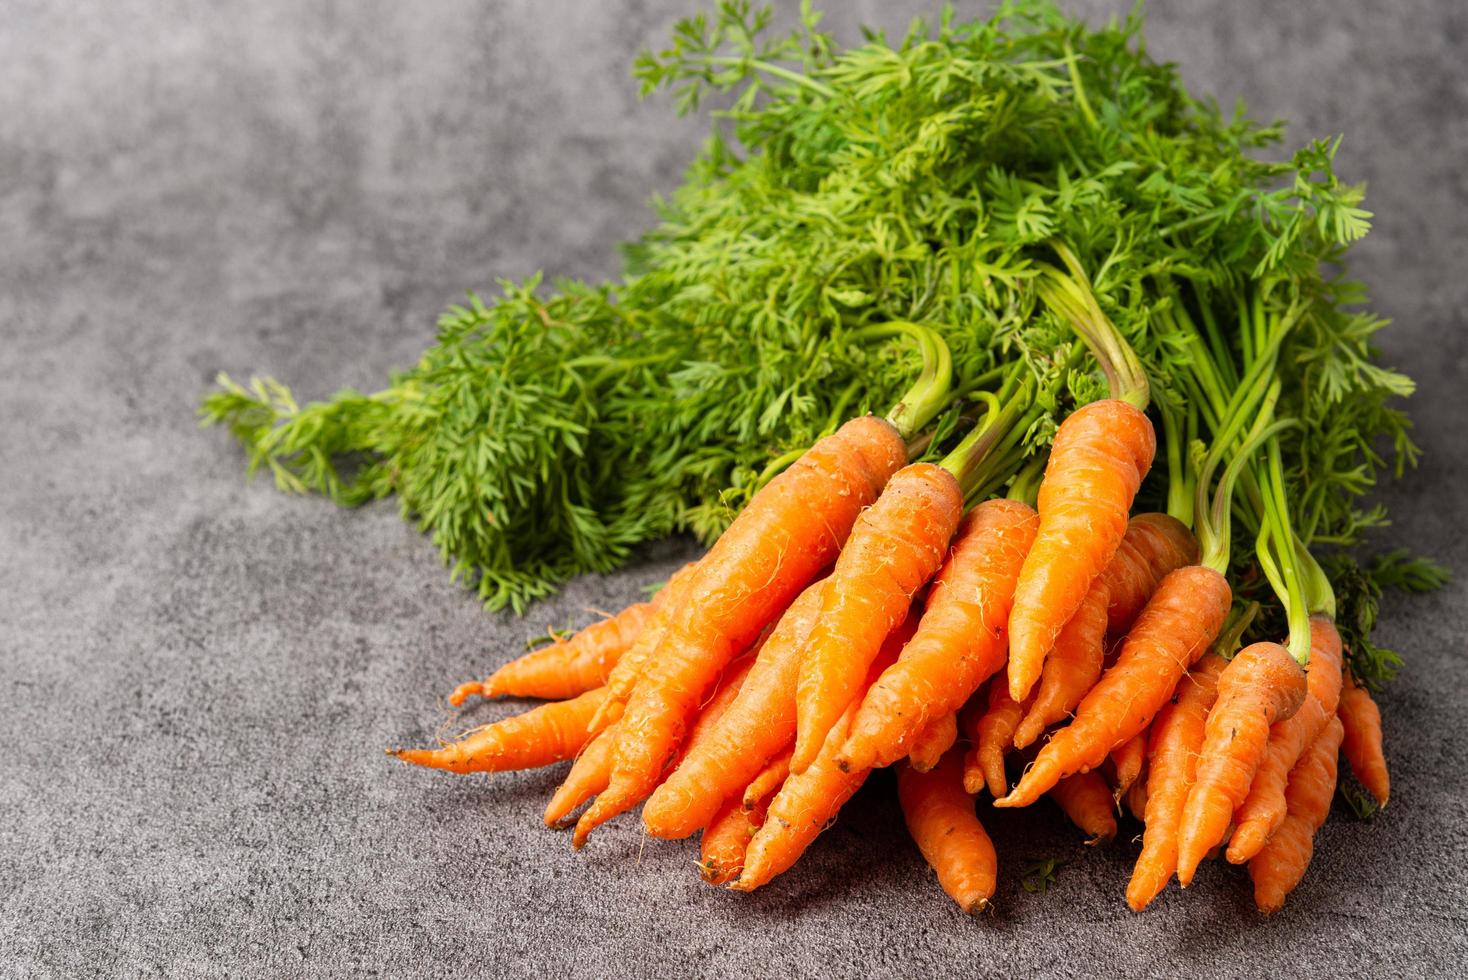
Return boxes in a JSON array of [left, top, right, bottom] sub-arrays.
[[1228, 617, 1344, 863], [908, 712, 959, 773], [897, 750, 997, 914], [452, 596, 661, 705], [1110, 729, 1147, 801], [1125, 653, 1227, 912], [996, 565, 1232, 809], [391, 686, 609, 775], [699, 795, 767, 886], [575, 416, 906, 844], [1012, 583, 1108, 750], [965, 682, 1031, 798], [1175, 641, 1307, 885], [1048, 769, 1117, 844], [1249, 715, 1345, 914], [839, 500, 1039, 773], [1339, 670, 1389, 806], [1015, 514, 1196, 749], [544, 721, 618, 827], [642, 579, 827, 839], [731, 622, 911, 891], [793, 462, 964, 772], [1007, 399, 1156, 702], [742, 746, 793, 811], [588, 561, 703, 730], [1124, 773, 1148, 822], [1103, 513, 1199, 635]]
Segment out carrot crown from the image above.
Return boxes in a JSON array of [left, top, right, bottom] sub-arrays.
[[849, 321, 954, 442]]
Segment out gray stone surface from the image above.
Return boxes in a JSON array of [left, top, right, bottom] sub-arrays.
[[2, 0, 1465, 976]]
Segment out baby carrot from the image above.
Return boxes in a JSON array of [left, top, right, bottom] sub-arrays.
[[1249, 715, 1345, 913], [908, 712, 959, 773], [996, 565, 1232, 809], [1007, 399, 1156, 702], [575, 416, 905, 844], [1049, 770, 1117, 844], [793, 462, 964, 772], [897, 749, 997, 914], [839, 500, 1039, 773], [1339, 670, 1390, 806], [391, 685, 608, 775], [1176, 641, 1307, 886]]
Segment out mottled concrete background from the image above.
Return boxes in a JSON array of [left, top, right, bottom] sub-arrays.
[[2, 1, 1465, 976]]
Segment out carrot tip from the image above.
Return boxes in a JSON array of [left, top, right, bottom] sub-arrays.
[[447, 680, 485, 707]]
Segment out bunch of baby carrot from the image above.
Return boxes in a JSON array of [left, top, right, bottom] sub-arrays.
[[390, 252, 1395, 916]]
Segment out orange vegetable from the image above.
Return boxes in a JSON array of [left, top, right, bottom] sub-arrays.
[[642, 579, 826, 839], [1006, 399, 1156, 702], [575, 416, 905, 844], [699, 795, 766, 886], [731, 621, 912, 891], [996, 565, 1232, 809], [897, 750, 997, 914], [1339, 670, 1389, 806], [391, 685, 609, 775], [1228, 617, 1344, 863], [1013, 583, 1108, 751], [543, 721, 618, 828], [908, 712, 959, 773], [742, 746, 793, 811], [1125, 653, 1227, 911], [1176, 641, 1307, 886], [793, 462, 963, 772], [1110, 729, 1147, 801], [839, 500, 1038, 773], [1049, 769, 1117, 844], [1103, 513, 1199, 635], [1249, 715, 1345, 914], [588, 561, 702, 731], [964, 682, 1031, 798]]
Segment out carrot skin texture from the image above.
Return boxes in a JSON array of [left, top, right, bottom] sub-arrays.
[[1125, 653, 1227, 911], [793, 463, 964, 772], [840, 500, 1039, 773], [544, 722, 618, 827], [966, 682, 1030, 798], [589, 561, 702, 730], [576, 416, 905, 843], [1228, 618, 1344, 863], [908, 712, 959, 773], [743, 746, 793, 811], [1013, 582, 1109, 750], [1249, 715, 1345, 914], [393, 686, 608, 775], [1110, 729, 1147, 800], [642, 579, 826, 839], [897, 750, 998, 914], [996, 565, 1232, 808], [457, 599, 658, 704], [699, 795, 766, 885], [1049, 769, 1117, 843], [1176, 641, 1307, 885], [1007, 399, 1156, 702], [1103, 513, 1199, 635], [731, 622, 911, 891], [1339, 671, 1390, 805]]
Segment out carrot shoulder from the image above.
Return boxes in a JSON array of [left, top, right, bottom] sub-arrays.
[[1175, 641, 1307, 886], [391, 685, 608, 775], [839, 499, 1038, 773], [1228, 617, 1344, 864], [1125, 653, 1227, 912], [996, 564, 1231, 809], [1006, 399, 1156, 702], [1339, 670, 1389, 806], [641, 578, 826, 839], [1249, 715, 1345, 914], [793, 462, 963, 772], [897, 749, 997, 914], [574, 416, 905, 844]]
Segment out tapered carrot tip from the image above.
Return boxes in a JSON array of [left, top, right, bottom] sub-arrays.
[[993, 755, 1060, 808], [447, 680, 485, 707], [389, 747, 449, 770]]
